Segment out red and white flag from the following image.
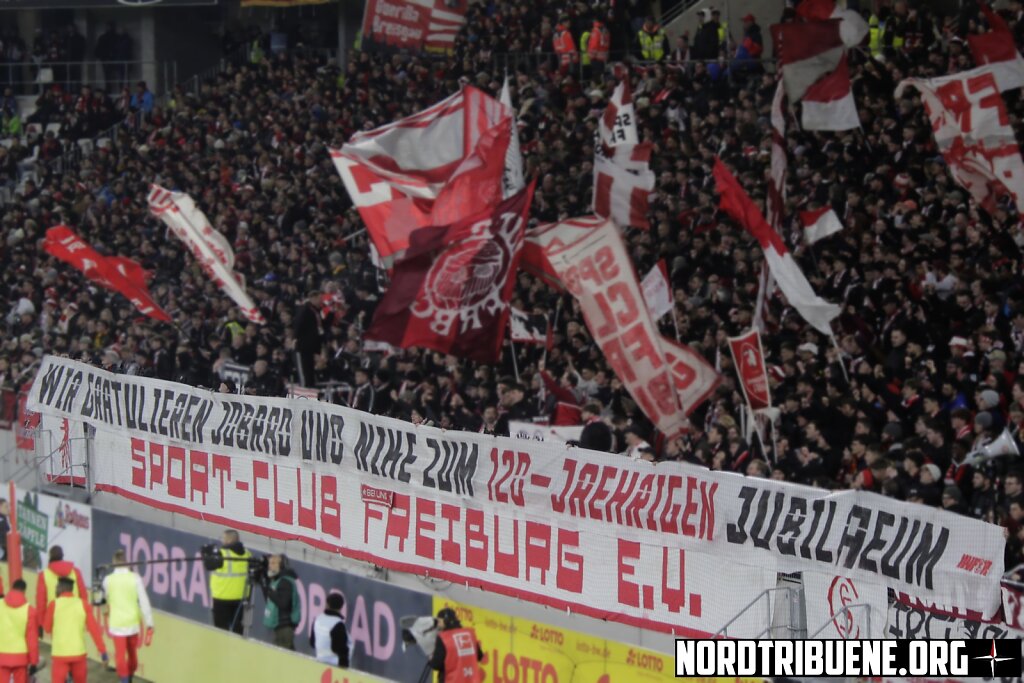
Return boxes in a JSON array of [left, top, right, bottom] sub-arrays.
[[598, 79, 639, 147], [533, 216, 717, 434], [365, 183, 534, 362], [772, 19, 844, 103], [968, 3, 1024, 93], [800, 206, 843, 243], [800, 54, 858, 131], [727, 329, 771, 411], [714, 159, 840, 335], [772, 9, 866, 131], [641, 259, 674, 320], [331, 86, 511, 265], [43, 225, 170, 322], [896, 68, 1024, 213], [148, 185, 265, 324], [593, 79, 654, 229]]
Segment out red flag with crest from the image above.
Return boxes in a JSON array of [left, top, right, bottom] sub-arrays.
[[43, 225, 171, 322], [366, 183, 534, 362], [727, 329, 771, 410]]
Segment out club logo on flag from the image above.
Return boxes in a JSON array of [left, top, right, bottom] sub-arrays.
[[728, 329, 771, 411], [417, 211, 521, 335]]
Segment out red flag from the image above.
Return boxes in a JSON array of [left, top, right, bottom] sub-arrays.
[[366, 183, 535, 362], [795, 0, 835, 20], [43, 226, 171, 322], [727, 329, 771, 410]]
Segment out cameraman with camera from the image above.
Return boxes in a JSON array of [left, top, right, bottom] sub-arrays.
[[201, 529, 252, 634], [258, 554, 300, 650]]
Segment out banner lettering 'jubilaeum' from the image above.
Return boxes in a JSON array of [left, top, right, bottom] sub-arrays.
[[28, 356, 1006, 629]]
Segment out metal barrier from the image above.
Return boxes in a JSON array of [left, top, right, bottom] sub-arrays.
[[0, 60, 177, 96], [714, 585, 805, 639], [809, 602, 873, 639]]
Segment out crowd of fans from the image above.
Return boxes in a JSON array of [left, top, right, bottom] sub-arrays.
[[3, 0, 1024, 566]]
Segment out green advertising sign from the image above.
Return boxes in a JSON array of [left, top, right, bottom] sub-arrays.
[[17, 500, 48, 552]]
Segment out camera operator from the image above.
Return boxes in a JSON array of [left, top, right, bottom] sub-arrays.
[[429, 607, 483, 683], [258, 554, 300, 650], [201, 529, 252, 634]]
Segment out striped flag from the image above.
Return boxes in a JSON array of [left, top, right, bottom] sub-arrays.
[[714, 159, 839, 335], [331, 86, 510, 266], [800, 206, 843, 243], [500, 77, 525, 198]]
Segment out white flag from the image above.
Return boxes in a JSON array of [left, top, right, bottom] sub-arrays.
[[500, 77, 525, 198], [148, 185, 265, 324], [641, 259, 674, 320]]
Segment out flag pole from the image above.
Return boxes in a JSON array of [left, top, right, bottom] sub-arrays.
[[671, 305, 682, 343], [543, 297, 563, 367], [830, 332, 850, 384], [509, 336, 521, 383]]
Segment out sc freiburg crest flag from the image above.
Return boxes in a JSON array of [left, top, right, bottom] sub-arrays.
[[366, 183, 535, 362]]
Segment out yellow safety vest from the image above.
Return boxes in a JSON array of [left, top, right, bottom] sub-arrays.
[[106, 572, 141, 630], [0, 600, 28, 655], [44, 568, 77, 605], [210, 548, 252, 601], [51, 596, 87, 658], [869, 17, 882, 55], [718, 21, 728, 46], [579, 31, 591, 65], [638, 30, 666, 61]]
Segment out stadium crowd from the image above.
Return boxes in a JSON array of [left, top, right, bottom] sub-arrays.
[[3, 0, 1024, 566]]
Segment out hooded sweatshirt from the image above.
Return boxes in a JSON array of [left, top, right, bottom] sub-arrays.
[[36, 559, 88, 617], [0, 590, 40, 667]]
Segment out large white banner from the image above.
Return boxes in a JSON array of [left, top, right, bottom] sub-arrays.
[[27, 356, 1006, 631]]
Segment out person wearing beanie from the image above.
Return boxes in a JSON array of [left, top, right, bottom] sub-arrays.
[[918, 462, 944, 506], [941, 485, 967, 515]]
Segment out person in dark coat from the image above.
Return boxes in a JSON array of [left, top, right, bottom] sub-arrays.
[[579, 402, 613, 452], [293, 294, 323, 388]]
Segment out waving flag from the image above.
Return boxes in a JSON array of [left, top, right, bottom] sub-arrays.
[[800, 206, 843, 243], [331, 86, 510, 266], [593, 79, 654, 229], [43, 225, 170, 322], [366, 184, 534, 362], [728, 329, 771, 410], [148, 185, 265, 324], [968, 3, 1024, 93], [713, 159, 839, 335], [772, 8, 866, 132], [641, 259, 674, 320], [896, 68, 1024, 213], [533, 216, 718, 433]]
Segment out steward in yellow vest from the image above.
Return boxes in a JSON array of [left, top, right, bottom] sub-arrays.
[[44, 577, 107, 683], [36, 545, 88, 618], [101, 549, 155, 682], [202, 528, 253, 634], [0, 579, 39, 683]]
